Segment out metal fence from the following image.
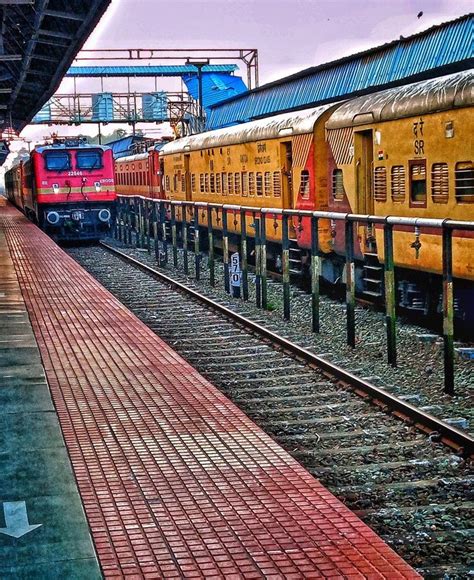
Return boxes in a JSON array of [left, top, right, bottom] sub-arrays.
[[113, 195, 474, 396]]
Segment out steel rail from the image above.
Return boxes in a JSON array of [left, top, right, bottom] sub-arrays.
[[101, 240, 473, 458]]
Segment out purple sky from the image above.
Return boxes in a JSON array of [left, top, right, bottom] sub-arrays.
[[15, 0, 471, 146]]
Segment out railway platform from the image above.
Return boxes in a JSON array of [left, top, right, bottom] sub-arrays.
[[0, 200, 100, 578], [0, 201, 420, 578]]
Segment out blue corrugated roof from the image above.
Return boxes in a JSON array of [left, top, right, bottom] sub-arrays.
[[182, 73, 247, 112], [107, 135, 141, 158], [67, 65, 238, 77], [207, 14, 473, 129]]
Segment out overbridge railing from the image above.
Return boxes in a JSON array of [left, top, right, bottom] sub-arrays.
[[113, 195, 474, 396]]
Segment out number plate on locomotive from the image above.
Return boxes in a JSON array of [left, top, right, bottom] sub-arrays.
[[71, 210, 84, 221]]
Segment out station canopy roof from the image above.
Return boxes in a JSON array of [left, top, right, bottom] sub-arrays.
[[0, 0, 111, 133], [66, 65, 239, 77], [206, 13, 474, 130]]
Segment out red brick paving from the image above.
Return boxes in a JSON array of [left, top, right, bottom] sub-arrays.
[[1, 203, 420, 578]]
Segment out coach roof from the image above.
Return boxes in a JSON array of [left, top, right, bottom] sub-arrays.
[[160, 102, 337, 155], [326, 70, 473, 129]]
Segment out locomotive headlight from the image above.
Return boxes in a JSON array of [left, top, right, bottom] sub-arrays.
[[46, 211, 60, 225], [52, 183, 59, 194], [98, 208, 111, 223], [95, 181, 101, 192]]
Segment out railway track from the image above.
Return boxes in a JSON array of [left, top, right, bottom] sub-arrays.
[[68, 243, 473, 579]]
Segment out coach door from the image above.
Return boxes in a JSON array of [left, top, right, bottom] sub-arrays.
[[184, 154, 192, 201], [354, 130, 374, 215], [280, 141, 293, 208]]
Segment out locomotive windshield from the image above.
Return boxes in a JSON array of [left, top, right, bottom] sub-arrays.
[[44, 151, 71, 171], [76, 149, 103, 170]]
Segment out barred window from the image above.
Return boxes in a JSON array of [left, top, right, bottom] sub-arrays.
[[228, 172, 234, 195], [410, 162, 427, 203], [373, 166, 387, 202], [431, 163, 448, 204], [242, 172, 248, 196], [234, 173, 241, 195], [264, 171, 272, 196], [181, 174, 186, 192], [391, 166, 406, 202], [216, 173, 221, 194], [455, 161, 474, 203], [299, 169, 310, 199], [173, 174, 178, 192], [273, 171, 281, 197], [210, 173, 215, 194], [191, 174, 196, 193], [199, 174, 204, 193], [256, 172, 263, 196], [332, 168, 345, 201], [249, 172, 255, 196], [165, 175, 170, 192], [204, 173, 209, 193], [222, 172, 228, 195]]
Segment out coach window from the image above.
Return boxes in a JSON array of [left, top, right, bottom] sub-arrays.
[[455, 161, 474, 203], [210, 173, 215, 194], [216, 173, 221, 194], [249, 172, 255, 196], [235, 173, 241, 195], [332, 169, 345, 201], [242, 172, 248, 196], [222, 173, 227, 195], [165, 175, 170, 193], [191, 174, 196, 193], [431, 163, 449, 204], [391, 166, 405, 202], [273, 171, 281, 197], [44, 151, 70, 171], [299, 170, 310, 199], [181, 174, 185, 192], [409, 161, 427, 205], [373, 166, 387, 202], [76, 149, 103, 170], [256, 172, 263, 196], [205, 173, 209, 193], [228, 173, 234, 195], [264, 172, 272, 196], [199, 174, 204, 193]]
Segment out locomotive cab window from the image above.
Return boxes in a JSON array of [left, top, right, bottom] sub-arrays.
[[409, 161, 427, 205], [76, 149, 103, 170], [44, 151, 71, 172], [455, 161, 474, 203]]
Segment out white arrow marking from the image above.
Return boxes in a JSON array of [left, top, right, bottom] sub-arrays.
[[0, 501, 42, 538]]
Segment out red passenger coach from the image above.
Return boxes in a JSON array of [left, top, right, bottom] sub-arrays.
[[114, 146, 164, 199], [5, 139, 116, 240]]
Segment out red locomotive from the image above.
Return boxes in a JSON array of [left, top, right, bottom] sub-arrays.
[[5, 138, 116, 240]]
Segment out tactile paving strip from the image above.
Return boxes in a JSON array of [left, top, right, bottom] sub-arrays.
[[1, 204, 419, 578]]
